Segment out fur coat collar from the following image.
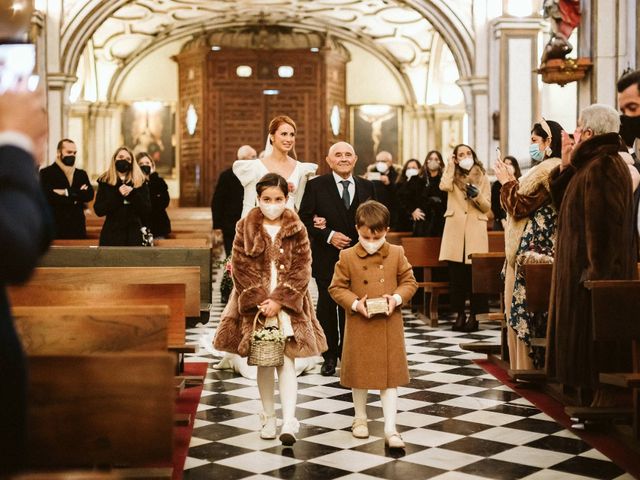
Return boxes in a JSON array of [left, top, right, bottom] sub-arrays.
[[572, 132, 624, 169], [505, 158, 560, 266], [241, 207, 304, 257]]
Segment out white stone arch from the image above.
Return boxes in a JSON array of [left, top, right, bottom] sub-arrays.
[[60, 0, 476, 105]]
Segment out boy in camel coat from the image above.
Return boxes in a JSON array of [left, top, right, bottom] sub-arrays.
[[329, 200, 417, 449]]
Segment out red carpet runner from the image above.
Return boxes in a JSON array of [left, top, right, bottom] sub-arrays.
[[475, 359, 640, 478], [172, 362, 207, 480]]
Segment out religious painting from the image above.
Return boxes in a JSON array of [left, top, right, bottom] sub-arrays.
[[122, 102, 175, 176], [350, 105, 401, 176]]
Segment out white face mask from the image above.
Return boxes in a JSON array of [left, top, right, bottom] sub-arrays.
[[359, 235, 386, 255], [259, 201, 286, 220], [405, 168, 419, 179], [427, 160, 440, 171], [458, 157, 474, 171], [375, 161, 388, 173]]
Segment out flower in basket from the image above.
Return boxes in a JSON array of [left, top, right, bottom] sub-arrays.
[[253, 327, 286, 344]]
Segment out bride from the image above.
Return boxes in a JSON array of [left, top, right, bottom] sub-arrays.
[[234, 115, 317, 218], [213, 115, 323, 383]]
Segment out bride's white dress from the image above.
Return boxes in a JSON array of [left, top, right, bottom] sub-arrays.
[[233, 159, 318, 219]]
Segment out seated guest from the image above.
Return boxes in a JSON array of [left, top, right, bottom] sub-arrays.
[[490, 155, 520, 231], [94, 147, 151, 246], [39, 138, 94, 238], [136, 152, 171, 239], [547, 104, 637, 406]]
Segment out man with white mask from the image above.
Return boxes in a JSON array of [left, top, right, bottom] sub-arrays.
[[367, 150, 399, 228]]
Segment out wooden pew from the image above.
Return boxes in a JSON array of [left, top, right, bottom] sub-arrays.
[[51, 238, 210, 248], [508, 262, 553, 382], [401, 237, 449, 327], [488, 231, 505, 253], [13, 305, 170, 354], [387, 231, 412, 246], [565, 280, 640, 438], [26, 353, 174, 472], [9, 281, 188, 346], [462, 252, 506, 358], [32, 261, 203, 317]]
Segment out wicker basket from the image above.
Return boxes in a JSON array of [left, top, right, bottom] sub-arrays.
[[247, 312, 285, 367]]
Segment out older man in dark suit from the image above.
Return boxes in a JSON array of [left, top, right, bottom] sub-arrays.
[[299, 142, 375, 376]]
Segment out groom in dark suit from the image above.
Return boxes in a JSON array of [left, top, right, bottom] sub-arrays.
[[299, 142, 376, 376]]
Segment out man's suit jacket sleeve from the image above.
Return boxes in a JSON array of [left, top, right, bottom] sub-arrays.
[[298, 177, 332, 243], [0, 146, 52, 284], [211, 171, 228, 229]]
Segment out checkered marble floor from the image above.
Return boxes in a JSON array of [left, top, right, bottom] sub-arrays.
[[183, 268, 635, 479]]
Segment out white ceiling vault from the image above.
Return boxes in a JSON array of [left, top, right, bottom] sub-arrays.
[[60, 0, 475, 105]]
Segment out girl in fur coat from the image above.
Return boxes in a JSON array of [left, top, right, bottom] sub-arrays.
[[214, 173, 327, 446]]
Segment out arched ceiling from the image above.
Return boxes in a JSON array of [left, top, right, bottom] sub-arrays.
[[61, 0, 475, 104]]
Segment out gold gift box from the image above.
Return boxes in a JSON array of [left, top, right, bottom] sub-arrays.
[[366, 297, 388, 316]]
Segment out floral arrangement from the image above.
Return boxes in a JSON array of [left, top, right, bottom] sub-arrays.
[[216, 255, 234, 304], [253, 326, 286, 343]]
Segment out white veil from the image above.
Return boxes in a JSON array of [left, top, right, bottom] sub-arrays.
[[263, 134, 273, 157]]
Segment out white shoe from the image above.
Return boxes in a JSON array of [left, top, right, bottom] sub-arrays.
[[351, 418, 369, 438], [279, 418, 299, 446], [385, 432, 405, 449], [259, 412, 277, 439]]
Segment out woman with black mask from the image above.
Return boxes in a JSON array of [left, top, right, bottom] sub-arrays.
[[94, 146, 151, 246], [136, 152, 171, 239]]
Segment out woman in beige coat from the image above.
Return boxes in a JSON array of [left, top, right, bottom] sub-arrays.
[[439, 144, 491, 332]]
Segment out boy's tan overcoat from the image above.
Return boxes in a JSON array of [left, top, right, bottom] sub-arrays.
[[329, 243, 417, 389]]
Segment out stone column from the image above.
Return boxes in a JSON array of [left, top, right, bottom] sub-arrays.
[[402, 105, 432, 163], [491, 17, 545, 165], [458, 76, 490, 167], [86, 103, 122, 179], [578, 0, 637, 108]]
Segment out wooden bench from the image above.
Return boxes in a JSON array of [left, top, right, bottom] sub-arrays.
[[9, 279, 189, 344], [26, 353, 174, 472], [32, 261, 203, 317], [387, 231, 412, 246], [51, 238, 210, 248], [13, 305, 170, 354], [462, 252, 506, 357], [565, 280, 640, 438], [401, 237, 449, 327], [507, 262, 553, 382], [488, 231, 505, 253]]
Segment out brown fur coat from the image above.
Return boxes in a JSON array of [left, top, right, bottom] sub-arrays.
[[213, 207, 327, 358], [546, 133, 637, 391]]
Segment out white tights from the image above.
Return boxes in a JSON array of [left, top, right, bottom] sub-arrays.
[[352, 387, 398, 435], [257, 355, 297, 425]]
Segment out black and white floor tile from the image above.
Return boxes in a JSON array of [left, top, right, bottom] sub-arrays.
[[183, 268, 635, 479]]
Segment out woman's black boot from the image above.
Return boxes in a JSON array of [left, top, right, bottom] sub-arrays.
[[463, 313, 479, 332], [452, 312, 467, 331]]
